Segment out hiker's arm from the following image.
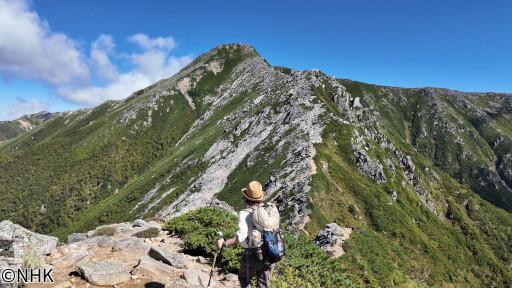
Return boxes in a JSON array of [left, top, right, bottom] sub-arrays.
[[216, 210, 249, 249], [217, 236, 239, 249]]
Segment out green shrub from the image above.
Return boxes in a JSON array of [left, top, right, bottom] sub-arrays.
[[164, 207, 242, 272], [93, 226, 116, 237], [164, 208, 359, 287], [272, 233, 358, 288], [133, 227, 160, 238]]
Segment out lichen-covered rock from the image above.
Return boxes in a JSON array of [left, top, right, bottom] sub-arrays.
[[0, 220, 58, 258]]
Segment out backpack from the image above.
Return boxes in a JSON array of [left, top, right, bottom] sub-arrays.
[[250, 202, 285, 263]]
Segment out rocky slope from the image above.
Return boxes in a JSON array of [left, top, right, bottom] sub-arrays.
[[0, 44, 511, 286], [1, 219, 238, 288], [0, 111, 57, 142]]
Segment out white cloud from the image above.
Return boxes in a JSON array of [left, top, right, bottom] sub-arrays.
[[90, 34, 118, 82], [0, 0, 89, 86], [0, 0, 193, 108], [2, 98, 49, 120], [128, 33, 176, 51], [59, 34, 193, 105]]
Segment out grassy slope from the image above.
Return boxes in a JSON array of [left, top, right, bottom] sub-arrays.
[[304, 80, 512, 286], [0, 89, 197, 233], [0, 121, 25, 141], [53, 45, 256, 238]]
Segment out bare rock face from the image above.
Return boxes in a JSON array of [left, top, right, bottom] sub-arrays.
[[76, 260, 131, 286], [353, 148, 386, 183], [314, 223, 352, 258], [0, 220, 58, 258]]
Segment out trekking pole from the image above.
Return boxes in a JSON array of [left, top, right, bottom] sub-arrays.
[[208, 231, 224, 287]]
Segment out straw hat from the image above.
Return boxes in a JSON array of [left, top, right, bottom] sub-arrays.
[[241, 181, 264, 202]]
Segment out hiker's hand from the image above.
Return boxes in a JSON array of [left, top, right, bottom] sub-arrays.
[[216, 238, 225, 250]]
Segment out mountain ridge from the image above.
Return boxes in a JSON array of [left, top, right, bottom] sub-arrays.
[[0, 43, 511, 286]]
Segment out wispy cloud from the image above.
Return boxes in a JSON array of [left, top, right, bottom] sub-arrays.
[[59, 34, 193, 105], [0, 0, 192, 110], [2, 98, 49, 120]]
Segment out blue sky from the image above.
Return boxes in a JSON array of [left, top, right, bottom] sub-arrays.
[[0, 0, 511, 120]]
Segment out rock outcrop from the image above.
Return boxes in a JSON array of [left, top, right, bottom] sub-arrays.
[[24, 219, 239, 288], [314, 223, 352, 258], [0, 220, 58, 259], [76, 260, 131, 286]]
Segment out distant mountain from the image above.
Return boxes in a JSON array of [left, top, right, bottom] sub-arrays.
[[0, 111, 58, 142], [0, 44, 511, 286]]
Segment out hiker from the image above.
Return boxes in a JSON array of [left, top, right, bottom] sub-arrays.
[[216, 180, 284, 288]]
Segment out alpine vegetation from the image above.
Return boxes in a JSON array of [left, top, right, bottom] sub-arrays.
[[0, 44, 511, 287]]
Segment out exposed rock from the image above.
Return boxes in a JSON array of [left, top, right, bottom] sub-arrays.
[[0, 220, 58, 258], [314, 223, 352, 258], [389, 190, 398, 203], [112, 237, 150, 255], [148, 246, 187, 269], [76, 260, 130, 286], [67, 233, 87, 244], [81, 236, 117, 249], [183, 267, 210, 287], [132, 219, 150, 228], [0, 237, 14, 257], [50, 249, 89, 268], [155, 60, 326, 230], [133, 256, 173, 277], [353, 149, 386, 183], [352, 97, 363, 109]]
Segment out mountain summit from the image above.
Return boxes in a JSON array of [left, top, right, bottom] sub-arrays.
[[0, 44, 511, 286]]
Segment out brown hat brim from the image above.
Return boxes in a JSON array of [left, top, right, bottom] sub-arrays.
[[242, 188, 264, 202]]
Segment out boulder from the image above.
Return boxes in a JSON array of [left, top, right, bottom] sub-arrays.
[[81, 236, 116, 249], [0, 220, 58, 258], [314, 223, 352, 258], [132, 219, 150, 228], [67, 233, 87, 244], [76, 260, 130, 286], [87, 223, 131, 237], [133, 256, 173, 277], [112, 237, 150, 255], [50, 249, 89, 268], [182, 268, 210, 287], [148, 246, 187, 269]]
